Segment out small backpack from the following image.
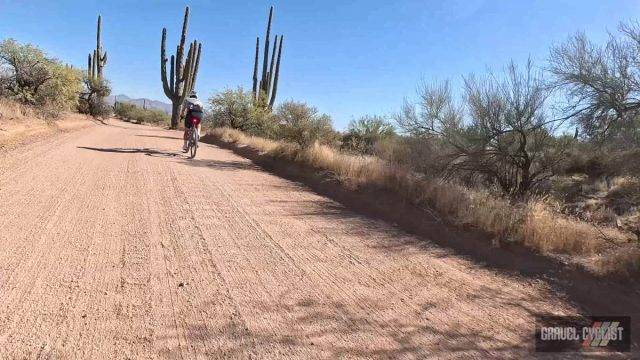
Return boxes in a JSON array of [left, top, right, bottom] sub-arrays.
[[188, 101, 203, 113]]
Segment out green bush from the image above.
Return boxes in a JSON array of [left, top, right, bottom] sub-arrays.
[[275, 101, 338, 147], [207, 87, 253, 129], [0, 38, 82, 115], [207, 89, 338, 147], [342, 115, 396, 154], [115, 102, 169, 125], [114, 102, 136, 119], [206, 87, 278, 137]]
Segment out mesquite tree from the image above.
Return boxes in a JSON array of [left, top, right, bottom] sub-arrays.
[[396, 62, 567, 197], [549, 23, 640, 147], [160, 6, 202, 129], [252, 6, 283, 109]]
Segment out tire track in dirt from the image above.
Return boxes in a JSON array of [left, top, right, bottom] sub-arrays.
[[193, 168, 512, 356], [168, 140, 571, 357]]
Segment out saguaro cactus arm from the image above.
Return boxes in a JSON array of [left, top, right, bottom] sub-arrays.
[[261, 6, 273, 93], [252, 37, 259, 100], [160, 28, 173, 99], [87, 54, 92, 78], [169, 55, 175, 94], [267, 35, 278, 91], [189, 42, 202, 92], [269, 35, 283, 109]]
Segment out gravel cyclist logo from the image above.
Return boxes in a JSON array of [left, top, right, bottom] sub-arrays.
[[535, 316, 631, 352], [581, 321, 624, 348]]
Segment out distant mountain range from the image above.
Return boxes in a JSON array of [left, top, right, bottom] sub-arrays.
[[106, 94, 172, 114]]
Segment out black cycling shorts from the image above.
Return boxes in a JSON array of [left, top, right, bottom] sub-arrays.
[[184, 115, 193, 128]]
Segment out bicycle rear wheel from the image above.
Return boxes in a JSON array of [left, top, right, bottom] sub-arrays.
[[190, 129, 198, 158]]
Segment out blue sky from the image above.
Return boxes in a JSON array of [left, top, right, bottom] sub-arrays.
[[1, 0, 639, 129]]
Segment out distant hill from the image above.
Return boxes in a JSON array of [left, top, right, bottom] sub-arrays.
[[106, 94, 172, 114]]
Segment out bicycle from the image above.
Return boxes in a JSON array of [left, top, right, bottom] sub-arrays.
[[186, 123, 199, 158]]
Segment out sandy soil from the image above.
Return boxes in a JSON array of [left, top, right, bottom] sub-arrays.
[[0, 112, 92, 152], [0, 119, 635, 358]]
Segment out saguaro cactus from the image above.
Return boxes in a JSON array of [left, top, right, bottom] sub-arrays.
[[87, 15, 107, 80], [161, 6, 202, 129], [252, 6, 283, 109]]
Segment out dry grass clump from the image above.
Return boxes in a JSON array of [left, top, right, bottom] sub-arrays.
[[208, 127, 639, 275], [211, 127, 281, 153], [609, 176, 640, 202], [0, 97, 42, 121], [297, 143, 392, 188], [210, 127, 393, 188], [522, 202, 604, 254]]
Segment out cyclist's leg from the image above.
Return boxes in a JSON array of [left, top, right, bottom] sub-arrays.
[[183, 117, 191, 150]]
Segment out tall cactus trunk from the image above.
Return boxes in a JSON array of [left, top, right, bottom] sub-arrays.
[[160, 6, 202, 129], [170, 102, 182, 130]]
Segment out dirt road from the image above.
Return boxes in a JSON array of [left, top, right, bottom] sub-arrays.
[[0, 119, 634, 358]]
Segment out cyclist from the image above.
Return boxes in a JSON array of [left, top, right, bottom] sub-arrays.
[[181, 91, 204, 152]]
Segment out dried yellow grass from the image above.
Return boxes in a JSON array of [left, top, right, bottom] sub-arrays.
[[522, 202, 604, 254], [0, 97, 43, 121], [209, 127, 638, 275]]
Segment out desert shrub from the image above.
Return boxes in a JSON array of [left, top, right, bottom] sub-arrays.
[[207, 89, 339, 145], [0, 38, 82, 115], [342, 115, 396, 154], [115, 102, 169, 124], [275, 100, 338, 147], [78, 77, 111, 118], [377, 135, 450, 179], [559, 141, 640, 179], [207, 87, 277, 137], [79, 96, 112, 118], [245, 106, 278, 137], [207, 87, 252, 128], [114, 102, 137, 119], [41, 64, 83, 114], [137, 108, 170, 124]]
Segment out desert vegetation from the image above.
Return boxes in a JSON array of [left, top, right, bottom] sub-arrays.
[[342, 115, 396, 155], [114, 102, 170, 125], [0, 13, 113, 121], [206, 88, 338, 146], [203, 20, 640, 276], [0, 39, 82, 117]]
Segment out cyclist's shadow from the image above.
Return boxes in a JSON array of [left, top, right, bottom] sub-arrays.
[[77, 146, 184, 158]]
